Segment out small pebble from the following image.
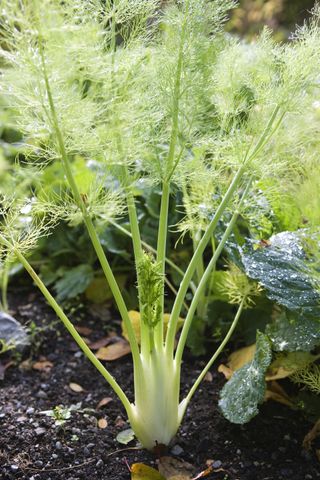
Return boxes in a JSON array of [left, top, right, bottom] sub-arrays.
[[35, 427, 46, 436], [96, 459, 104, 468], [253, 461, 260, 467], [87, 443, 95, 449], [212, 460, 222, 469], [55, 441, 62, 450], [35, 390, 48, 399], [34, 460, 43, 468], [74, 351, 82, 358], [278, 446, 286, 453], [171, 444, 184, 456], [11, 465, 19, 472], [52, 454, 58, 460], [236, 449, 241, 455], [305, 475, 313, 480], [83, 447, 90, 457], [26, 407, 35, 415], [280, 468, 293, 477]]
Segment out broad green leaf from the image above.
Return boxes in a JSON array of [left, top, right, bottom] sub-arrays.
[[219, 331, 272, 424], [266, 311, 320, 352], [241, 231, 320, 319], [55, 264, 94, 301]]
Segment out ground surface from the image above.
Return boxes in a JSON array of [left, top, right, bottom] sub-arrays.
[[0, 287, 319, 480]]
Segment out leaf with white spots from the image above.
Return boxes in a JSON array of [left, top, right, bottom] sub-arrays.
[[219, 331, 272, 424], [241, 230, 320, 319], [266, 310, 320, 352]]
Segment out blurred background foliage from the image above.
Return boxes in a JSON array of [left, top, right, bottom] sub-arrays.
[[228, 0, 316, 40]]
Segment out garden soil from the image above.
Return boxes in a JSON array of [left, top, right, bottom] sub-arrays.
[[0, 288, 319, 480]]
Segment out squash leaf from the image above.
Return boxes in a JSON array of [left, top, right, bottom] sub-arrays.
[[266, 310, 320, 352], [219, 331, 272, 424], [241, 231, 320, 318]]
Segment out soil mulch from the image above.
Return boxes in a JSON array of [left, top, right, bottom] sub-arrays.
[[0, 287, 319, 480]]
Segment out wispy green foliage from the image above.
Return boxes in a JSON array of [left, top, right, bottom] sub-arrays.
[[1, 0, 320, 451]]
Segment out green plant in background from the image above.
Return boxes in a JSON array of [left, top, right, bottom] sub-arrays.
[[1, 0, 320, 450]]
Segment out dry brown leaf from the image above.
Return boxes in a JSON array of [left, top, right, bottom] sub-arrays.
[[191, 465, 214, 480], [158, 456, 195, 480], [303, 419, 320, 450], [115, 416, 126, 428], [69, 382, 84, 393], [217, 364, 233, 380], [265, 381, 294, 407], [33, 360, 54, 372], [75, 325, 93, 336], [131, 463, 166, 480], [96, 340, 131, 361], [228, 343, 256, 371], [204, 372, 213, 382], [218, 344, 256, 380], [96, 397, 113, 409], [98, 418, 108, 429], [89, 336, 114, 350], [0, 361, 13, 380]]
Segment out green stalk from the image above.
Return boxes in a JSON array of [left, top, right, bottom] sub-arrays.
[[36, 25, 140, 365], [1, 258, 9, 312], [155, 6, 189, 348], [0, 235, 132, 414], [166, 104, 284, 354], [109, 219, 197, 295], [192, 231, 206, 319], [175, 209, 240, 364], [181, 299, 245, 412], [165, 165, 245, 354], [175, 180, 251, 364]]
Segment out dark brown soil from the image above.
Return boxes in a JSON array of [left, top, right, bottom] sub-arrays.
[[0, 288, 319, 480]]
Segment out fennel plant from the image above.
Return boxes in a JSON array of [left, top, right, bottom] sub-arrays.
[[1, 0, 320, 449]]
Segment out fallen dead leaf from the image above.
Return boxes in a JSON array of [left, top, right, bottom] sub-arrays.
[[96, 340, 131, 361], [96, 397, 113, 409], [228, 343, 256, 371], [75, 325, 93, 336], [33, 360, 54, 372], [0, 361, 13, 380], [204, 372, 213, 382], [131, 463, 166, 480], [69, 382, 84, 393], [303, 419, 320, 450], [158, 456, 195, 480], [89, 336, 115, 350], [191, 465, 214, 480], [217, 364, 233, 380], [265, 381, 294, 407], [115, 416, 126, 428], [98, 418, 108, 429]]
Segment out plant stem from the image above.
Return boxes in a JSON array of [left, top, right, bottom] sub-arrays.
[[155, 5, 189, 348], [192, 231, 206, 319], [0, 235, 132, 415], [165, 165, 245, 354], [109, 219, 197, 295], [36, 24, 140, 365], [175, 180, 251, 364], [175, 208, 240, 365], [166, 104, 284, 354], [1, 258, 9, 312], [181, 299, 245, 410]]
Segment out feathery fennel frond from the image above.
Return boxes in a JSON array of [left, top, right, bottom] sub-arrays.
[[217, 262, 263, 308]]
